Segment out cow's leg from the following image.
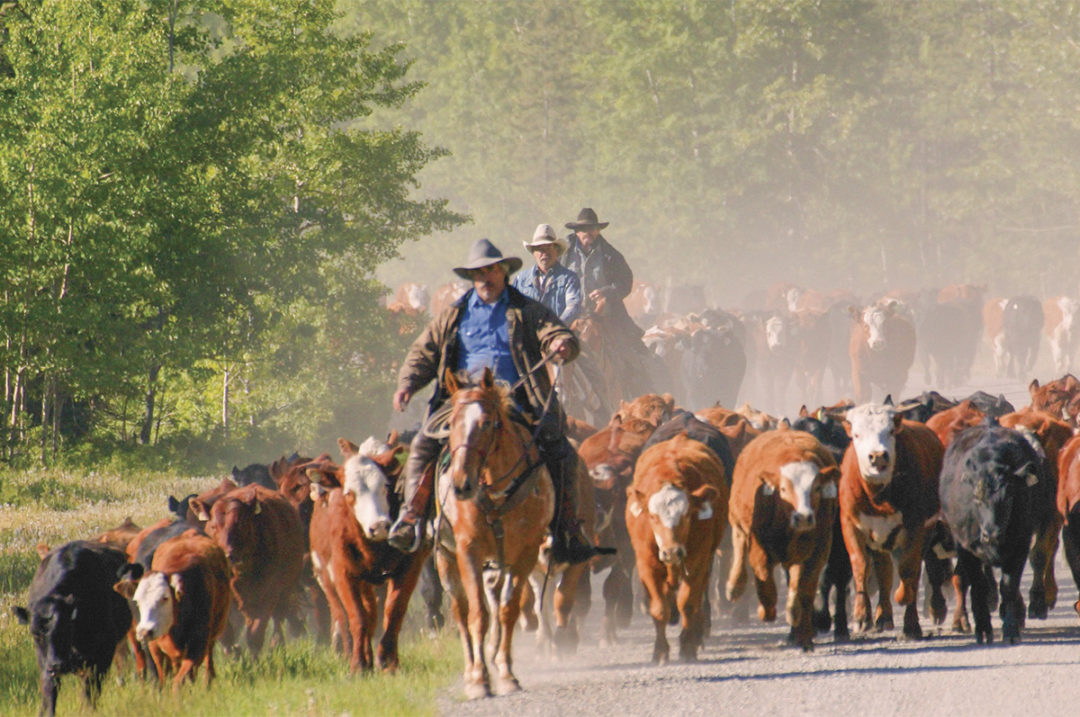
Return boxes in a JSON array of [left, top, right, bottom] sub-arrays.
[[553, 563, 585, 656], [750, 546, 778, 623], [639, 561, 671, 664], [40, 670, 59, 717], [951, 565, 971, 633], [315, 569, 350, 656], [419, 554, 445, 633], [894, 540, 924, 639], [724, 523, 751, 603], [171, 658, 197, 692], [358, 583, 378, 670], [961, 550, 993, 644], [378, 550, 427, 672], [842, 519, 874, 633], [676, 563, 709, 662], [922, 553, 949, 626], [1063, 518, 1080, 620], [149, 642, 168, 689], [1028, 513, 1062, 619], [1000, 552, 1027, 644], [870, 550, 894, 632]]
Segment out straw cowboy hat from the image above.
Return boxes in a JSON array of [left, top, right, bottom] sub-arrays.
[[565, 207, 610, 231], [522, 223, 568, 254], [452, 238, 523, 280]]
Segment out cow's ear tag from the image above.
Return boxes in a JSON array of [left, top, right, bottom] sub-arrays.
[[697, 503, 713, 520], [1026, 471, 1039, 487], [822, 483, 838, 499], [629, 500, 642, 517], [761, 482, 775, 496]]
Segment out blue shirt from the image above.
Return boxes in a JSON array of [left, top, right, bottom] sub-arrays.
[[456, 289, 520, 384], [512, 262, 582, 324]]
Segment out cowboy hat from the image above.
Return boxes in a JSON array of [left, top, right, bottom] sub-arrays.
[[452, 238, 523, 280], [522, 223, 568, 255], [565, 207, 610, 230]]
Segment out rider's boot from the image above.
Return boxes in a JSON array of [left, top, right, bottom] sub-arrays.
[[388, 458, 436, 554], [546, 452, 614, 565]]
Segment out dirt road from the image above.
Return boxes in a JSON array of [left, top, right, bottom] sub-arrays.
[[441, 373, 1080, 716]]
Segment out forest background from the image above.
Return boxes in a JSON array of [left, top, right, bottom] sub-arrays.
[[3, 0, 1080, 468]]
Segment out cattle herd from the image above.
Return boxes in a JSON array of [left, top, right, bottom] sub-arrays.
[[15, 279, 1080, 712]]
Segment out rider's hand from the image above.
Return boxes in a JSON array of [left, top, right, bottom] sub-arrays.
[[592, 294, 608, 315], [550, 338, 573, 363], [393, 387, 412, 412], [588, 289, 605, 302]]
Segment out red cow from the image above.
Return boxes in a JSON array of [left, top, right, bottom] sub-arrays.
[[386, 282, 430, 316], [696, 406, 762, 462], [726, 429, 839, 650], [1056, 434, 1080, 619], [1029, 374, 1080, 426], [114, 531, 231, 690], [849, 303, 916, 403], [94, 518, 141, 551], [626, 435, 727, 663], [194, 484, 305, 657], [998, 409, 1072, 618], [840, 402, 945, 637], [307, 437, 427, 672], [428, 281, 468, 317]]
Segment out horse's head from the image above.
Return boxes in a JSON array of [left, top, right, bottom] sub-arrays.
[[447, 368, 510, 501]]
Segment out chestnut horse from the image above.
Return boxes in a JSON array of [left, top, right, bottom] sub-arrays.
[[435, 369, 555, 699]]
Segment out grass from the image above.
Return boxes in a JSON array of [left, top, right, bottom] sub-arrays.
[[0, 466, 461, 717]]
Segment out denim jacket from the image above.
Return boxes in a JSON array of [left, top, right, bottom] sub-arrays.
[[511, 262, 582, 324]]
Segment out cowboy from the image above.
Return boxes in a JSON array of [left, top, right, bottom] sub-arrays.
[[388, 238, 602, 564], [562, 208, 637, 333], [512, 223, 582, 324]]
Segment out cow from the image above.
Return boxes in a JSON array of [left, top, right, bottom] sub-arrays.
[[114, 531, 231, 689], [428, 281, 468, 317], [186, 477, 239, 527], [1001, 295, 1044, 378], [983, 297, 1008, 376], [695, 406, 762, 462], [578, 416, 658, 644], [94, 518, 142, 551], [614, 392, 676, 427], [231, 462, 276, 490], [626, 435, 727, 663], [625, 279, 661, 328], [1028, 374, 1080, 426], [1044, 297, 1080, 374], [926, 400, 986, 447], [726, 429, 839, 650], [196, 484, 306, 657], [677, 319, 746, 410], [642, 411, 735, 481], [1056, 434, 1080, 620], [998, 409, 1073, 619], [849, 302, 917, 404], [918, 299, 971, 389], [744, 311, 795, 410], [386, 281, 430, 316], [939, 421, 1053, 643], [840, 403, 946, 638], [13, 541, 133, 717], [791, 408, 853, 639], [307, 437, 427, 672]]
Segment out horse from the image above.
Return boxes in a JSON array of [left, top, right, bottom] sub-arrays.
[[434, 368, 555, 699]]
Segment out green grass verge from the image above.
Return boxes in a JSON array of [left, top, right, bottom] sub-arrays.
[[0, 466, 461, 717]]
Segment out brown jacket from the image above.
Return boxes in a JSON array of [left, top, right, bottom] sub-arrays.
[[397, 285, 579, 419]]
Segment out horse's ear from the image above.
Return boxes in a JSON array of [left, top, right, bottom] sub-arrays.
[[445, 369, 460, 395], [481, 367, 495, 389]]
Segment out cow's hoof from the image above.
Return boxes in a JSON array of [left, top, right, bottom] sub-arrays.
[[652, 647, 669, 665], [1028, 599, 1048, 620], [901, 625, 923, 641], [975, 627, 993, 645], [812, 609, 831, 634], [492, 676, 521, 696], [833, 627, 851, 643], [464, 681, 491, 701], [874, 616, 893, 632], [952, 613, 971, 633], [758, 605, 777, 622]]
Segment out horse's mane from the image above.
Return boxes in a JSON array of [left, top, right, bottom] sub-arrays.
[[451, 371, 515, 419]]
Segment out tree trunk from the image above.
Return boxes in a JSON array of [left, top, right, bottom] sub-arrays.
[[222, 364, 230, 441], [139, 364, 160, 445]]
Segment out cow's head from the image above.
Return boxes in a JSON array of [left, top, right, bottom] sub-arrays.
[[204, 489, 261, 568], [774, 462, 839, 532], [631, 482, 719, 566], [765, 315, 788, 351], [862, 305, 890, 351], [846, 403, 902, 486], [120, 571, 182, 643], [961, 435, 1040, 563], [338, 437, 393, 541], [13, 594, 79, 674], [583, 417, 654, 493]]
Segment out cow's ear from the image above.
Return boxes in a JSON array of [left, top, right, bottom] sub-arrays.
[[883, 394, 893, 406], [12, 606, 29, 625], [778, 417, 791, 430], [35, 544, 49, 560], [338, 438, 359, 458], [1029, 378, 1040, 395], [798, 405, 810, 418], [117, 562, 144, 582], [626, 487, 645, 518], [309, 483, 329, 503], [113, 580, 137, 600], [190, 499, 210, 522], [170, 573, 184, 600]]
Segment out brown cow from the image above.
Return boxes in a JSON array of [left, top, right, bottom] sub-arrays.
[[614, 393, 676, 427], [849, 303, 916, 404], [428, 280, 468, 317], [195, 484, 305, 657], [386, 281, 430, 316], [626, 435, 728, 663], [726, 429, 839, 650], [114, 531, 231, 690], [998, 409, 1072, 618], [577, 416, 657, 644], [696, 406, 762, 462], [1029, 374, 1080, 426], [925, 400, 986, 448], [1056, 434, 1080, 619], [840, 402, 945, 637], [95, 518, 141, 551], [307, 437, 427, 672]]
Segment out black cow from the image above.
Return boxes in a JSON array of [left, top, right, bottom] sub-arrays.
[[231, 462, 276, 489], [962, 391, 1015, 418], [791, 409, 853, 639], [939, 421, 1053, 643], [1002, 296, 1044, 378], [642, 410, 734, 481], [13, 541, 132, 716], [166, 493, 198, 522]]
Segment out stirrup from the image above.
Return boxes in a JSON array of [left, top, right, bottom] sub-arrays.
[[388, 515, 422, 554]]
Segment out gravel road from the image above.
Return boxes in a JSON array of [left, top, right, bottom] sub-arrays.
[[438, 373, 1080, 716]]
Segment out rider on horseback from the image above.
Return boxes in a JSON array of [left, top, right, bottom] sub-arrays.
[[388, 238, 603, 565]]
